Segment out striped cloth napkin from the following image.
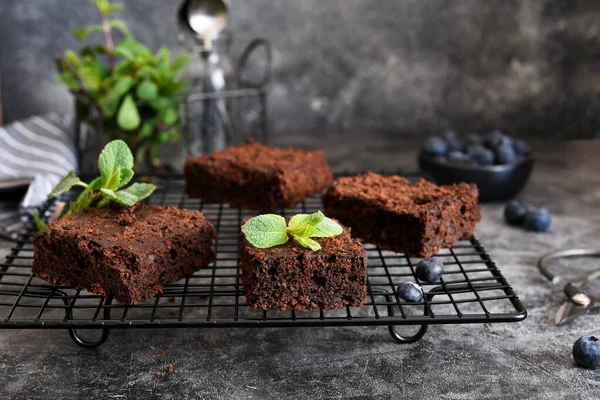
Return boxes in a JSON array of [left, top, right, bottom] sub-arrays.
[[0, 113, 78, 240]]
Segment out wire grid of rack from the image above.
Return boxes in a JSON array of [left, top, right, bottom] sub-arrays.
[[0, 173, 526, 347]]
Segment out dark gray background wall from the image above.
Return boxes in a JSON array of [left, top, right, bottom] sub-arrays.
[[1, 0, 599, 138]]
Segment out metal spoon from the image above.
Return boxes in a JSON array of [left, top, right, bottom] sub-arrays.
[[178, 0, 229, 51]]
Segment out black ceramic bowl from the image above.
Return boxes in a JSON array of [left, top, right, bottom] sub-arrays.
[[419, 155, 534, 202]]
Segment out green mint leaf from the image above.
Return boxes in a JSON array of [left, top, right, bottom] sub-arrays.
[[311, 217, 343, 238], [118, 182, 156, 202], [88, 176, 103, 191], [117, 94, 141, 131], [100, 188, 137, 206], [48, 171, 87, 198], [286, 211, 325, 238], [118, 168, 134, 188], [136, 79, 158, 101], [98, 140, 134, 187], [241, 214, 288, 248], [31, 210, 48, 232], [293, 236, 321, 252]]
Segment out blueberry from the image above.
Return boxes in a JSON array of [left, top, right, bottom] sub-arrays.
[[463, 133, 482, 149], [396, 282, 423, 302], [447, 151, 472, 164], [573, 336, 600, 369], [513, 138, 531, 157], [416, 257, 444, 282], [504, 200, 528, 225], [469, 146, 495, 165], [442, 129, 458, 142], [484, 130, 505, 148], [442, 130, 462, 151], [496, 142, 518, 164], [423, 136, 448, 157], [524, 208, 551, 232]]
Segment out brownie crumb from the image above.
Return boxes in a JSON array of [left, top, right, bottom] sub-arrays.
[[167, 363, 174, 374], [41, 365, 48, 371]]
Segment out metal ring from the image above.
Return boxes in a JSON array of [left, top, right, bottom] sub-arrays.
[[538, 249, 600, 285]]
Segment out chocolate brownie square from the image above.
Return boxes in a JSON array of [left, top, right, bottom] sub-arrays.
[[32, 205, 216, 304], [322, 172, 481, 258], [239, 219, 367, 311], [184, 142, 333, 212]]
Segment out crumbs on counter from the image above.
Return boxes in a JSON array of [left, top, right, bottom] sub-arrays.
[[167, 363, 174, 374], [41, 365, 48, 371]]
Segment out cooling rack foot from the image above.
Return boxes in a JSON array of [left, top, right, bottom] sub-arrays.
[[68, 328, 111, 348], [388, 324, 428, 343]]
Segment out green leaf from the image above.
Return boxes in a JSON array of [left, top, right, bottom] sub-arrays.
[[67, 186, 95, 215], [79, 65, 101, 91], [31, 210, 48, 232], [109, 20, 131, 39], [48, 171, 87, 198], [98, 139, 134, 188], [72, 24, 103, 40], [287, 211, 325, 238], [311, 217, 343, 238], [117, 38, 150, 58], [64, 50, 81, 69], [161, 107, 179, 125], [119, 168, 134, 188], [136, 79, 158, 101], [56, 72, 80, 91], [118, 182, 156, 202], [293, 236, 321, 252], [116, 94, 140, 131], [80, 44, 108, 58], [98, 76, 134, 117], [140, 122, 155, 138], [100, 188, 137, 206], [88, 176, 103, 191], [93, 0, 122, 16], [241, 215, 288, 249], [170, 53, 191, 75], [148, 96, 176, 111]]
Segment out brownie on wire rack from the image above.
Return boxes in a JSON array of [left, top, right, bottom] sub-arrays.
[[32, 204, 216, 304], [239, 219, 367, 311], [183, 141, 333, 212], [322, 172, 481, 258]]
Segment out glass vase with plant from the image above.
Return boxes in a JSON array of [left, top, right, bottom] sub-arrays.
[[56, 0, 191, 169]]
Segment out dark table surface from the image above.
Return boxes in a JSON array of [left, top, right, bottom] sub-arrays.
[[1, 135, 600, 399]]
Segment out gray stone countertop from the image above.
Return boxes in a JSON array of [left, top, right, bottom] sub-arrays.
[[1, 135, 600, 399]]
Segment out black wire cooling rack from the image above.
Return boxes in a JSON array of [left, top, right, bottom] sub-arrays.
[[0, 173, 526, 348]]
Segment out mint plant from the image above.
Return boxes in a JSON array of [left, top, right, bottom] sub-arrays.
[[32, 140, 156, 231], [241, 211, 343, 251], [56, 0, 191, 167]]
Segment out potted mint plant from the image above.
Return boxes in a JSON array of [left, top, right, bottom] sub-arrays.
[[56, 0, 191, 169]]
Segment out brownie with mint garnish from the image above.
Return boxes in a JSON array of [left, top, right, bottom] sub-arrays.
[[239, 217, 367, 311], [33, 204, 216, 304], [183, 142, 333, 212], [322, 172, 481, 258]]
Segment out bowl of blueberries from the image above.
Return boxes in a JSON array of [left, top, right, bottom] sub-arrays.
[[419, 130, 533, 202]]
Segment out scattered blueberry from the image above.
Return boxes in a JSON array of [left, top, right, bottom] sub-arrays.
[[423, 136, 448, 157], [442, 129, 458, 142], [469, 146, 495, 166], [513, 138, 531, 157], [416, 257, 444, 282], [573, 336, 600, 369], [496, 142, 518, 165], [447, 151, 472, 164], [524, 208, 551, 232], [396, 282, 423, 302], [504, 200, 528, 225]]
